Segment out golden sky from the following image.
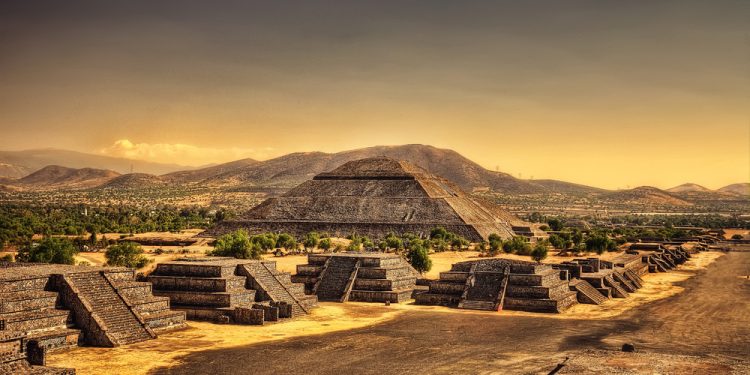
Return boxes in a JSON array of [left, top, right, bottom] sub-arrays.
[[0, 1, 748, 189]]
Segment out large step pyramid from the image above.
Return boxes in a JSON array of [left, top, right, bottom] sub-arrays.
[[210, 157, 528, 241]]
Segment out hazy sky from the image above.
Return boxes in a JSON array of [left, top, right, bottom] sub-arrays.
[[0, 1, 748, 189]]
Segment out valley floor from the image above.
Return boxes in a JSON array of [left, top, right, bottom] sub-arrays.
[[45, 251, 749, 374]]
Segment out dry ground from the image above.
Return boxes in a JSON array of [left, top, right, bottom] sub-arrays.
[[46, 251, 749, 375]]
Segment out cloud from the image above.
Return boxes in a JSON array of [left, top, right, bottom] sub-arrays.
[[100, 139, 273, 166]]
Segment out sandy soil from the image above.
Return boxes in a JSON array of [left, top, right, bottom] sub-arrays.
[[46, 251, 740, 375]]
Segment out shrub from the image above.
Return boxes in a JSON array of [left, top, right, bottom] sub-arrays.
[[1, 253, 14, 262], [732, 234, 744, 240], [213, 230, 262, 259], [319, 237, 332, 251], [302, 232, 320, 251], [105, 242, 151, 269], [530, 242, 549, 263], [18, 237, 79, 265], [407, 241, 432, 274], [502, 236, 532, 255]]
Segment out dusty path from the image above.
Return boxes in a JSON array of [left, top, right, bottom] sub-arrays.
[[153, 252, 750, 374]]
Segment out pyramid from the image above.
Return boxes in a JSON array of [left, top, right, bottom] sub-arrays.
[[211, 157, 525, 241]]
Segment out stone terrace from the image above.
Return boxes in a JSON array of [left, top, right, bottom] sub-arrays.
[[415, 259, 578, 313], [292, 253, 418, 303], [148, 258, 317, 325], [0, 262, 186, 371]]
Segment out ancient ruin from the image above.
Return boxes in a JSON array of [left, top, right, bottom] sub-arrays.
[[148, 258, 317, 324], [209, 157, 534, 241], [292, 253, 418, 303], [415, 259, 578, 312], [0, 262, 186, 372]]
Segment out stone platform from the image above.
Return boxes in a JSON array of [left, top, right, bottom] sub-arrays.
[[0, 262, 186, 371], [148, 258, 317, 325], [414, 259, 578, 313], [292, 253, 418, 303]]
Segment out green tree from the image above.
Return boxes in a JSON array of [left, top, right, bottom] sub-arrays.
[[319, 237, 332, 251], [584, 234, 615, 255], [18, 237, 79, 265], [547, 218, 564, 232], [213, 230, 262, 259], [502, 236, 532, 255], [302, 232, 320, 251], [105, 242, 151, 269], [384, 234, 403, 251], [548, 234, 567, 250], [530, 241, 549, 263], [407, 241, 432, 274], [276, 233, 297, 252]]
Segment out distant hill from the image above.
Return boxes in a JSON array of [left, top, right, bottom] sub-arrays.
[[167, 145, 553, 194], [15, 165, 120, 189], [718, 183, 750, 196], [667, 183, 712, 193], [98, 173, 166, 189], [604, 186, 692, 206], [0, 149, 193, 178], [529, 179, 607, 195], [162, 158, 259, 183]]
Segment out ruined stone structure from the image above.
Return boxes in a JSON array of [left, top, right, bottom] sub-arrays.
[[209, 157, 533, 241], [0, 262, 186, 372], [627, 243, 693, 272], [292, 253, 418, 303], [148, 258, 317, 325], [1, 330, 74, 374], [414, 259, 578, 313], [552, 255, 646, 302]]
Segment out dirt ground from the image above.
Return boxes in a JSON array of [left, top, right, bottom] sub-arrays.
[[46, 251, 748, 375]]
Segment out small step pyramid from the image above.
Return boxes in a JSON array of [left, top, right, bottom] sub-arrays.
[[415, 259, 578, 313], [148, 258, 317, 325], [292, 253, 418, 303]]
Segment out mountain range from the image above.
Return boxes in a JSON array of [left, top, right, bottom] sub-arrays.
[[0, 145, 747, 202]]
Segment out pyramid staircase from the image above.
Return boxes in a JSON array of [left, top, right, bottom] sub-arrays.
[[239, 263, 317, 316], [63, 272, 154, 346], [568, 279, 608, 305], [313, 257, 360, 302]]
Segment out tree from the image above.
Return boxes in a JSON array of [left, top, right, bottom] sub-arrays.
[[407, 241, 432, 274], [584, 234, 615, 255], [105, 242, 151, 269], [1, 254, 13, 262], [530, 241, 549, 263], [18, 237, 79, 265], [384, 233, 403, 251], [732, 234, 744, 240], [502, 236, 532, 255], [213, 230, 262, 259], [302, 232, 320, 252], [548, 234, 567, 250], [547, 218, 563, 232], [276, 233, 297, 252], [346, 236, 362, 252], [319, 237, 332, 251], [488, 240, 502, 256], [88, 228, 98, 249]]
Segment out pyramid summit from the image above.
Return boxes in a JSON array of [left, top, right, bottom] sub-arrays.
[[210, 157, 536, 241]]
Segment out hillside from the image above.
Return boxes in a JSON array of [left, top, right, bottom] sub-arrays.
[[14, 165, 120, 189], [604, 186, 692, 207], [162, 158, 259, 183], [666, 183, 712, 193], [0, 149, 192, 178], [529, 179, 607, 195], [718, 183, 750, 196], [168, 145, 551, 194], [98, 173, 167, 189]]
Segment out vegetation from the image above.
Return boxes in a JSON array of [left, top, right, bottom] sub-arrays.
[[302, 232, 320, 251], [731, 234, 744, 240], [406, 239, 432, 273], [212, 230, 262, 259], [428, 227, 469, 251], [318, 237, 332, 251], [502, 236, 532, 255], [584, 234, 617, 255], [530, 241, 549, 263], [105, 242, 151, 269], [17, 237, 79, 265]]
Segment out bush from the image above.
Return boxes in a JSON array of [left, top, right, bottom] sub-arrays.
[[105, 242, 151, 269], [384, 233, 403, 251], [584, 234, 616, 255], [1, 253, 14, 262], [319, 237, 332, 251], [407, 241, 432, 274], [732, 234, 744, 240], [153, 248, 164, 255], [213, 230, 262, 259], [530, 242, 549, 263], [276, 233, 297, 252], [18, 237, 79, 264], [502, 236, 531, 255], [302, 232, 320, 251]]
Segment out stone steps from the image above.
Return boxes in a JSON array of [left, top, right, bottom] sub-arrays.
[[459, 299, 497, 311], [67, 272, 152, 346], [240, 263, 314, 317], [569, 279, 608, 305], [0, 291, 58, 313], [315, 257, 359, 301], [603, 274, 629, 298]]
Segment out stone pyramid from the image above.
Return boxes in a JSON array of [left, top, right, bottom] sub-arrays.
[[212, 157, 523, 241]]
